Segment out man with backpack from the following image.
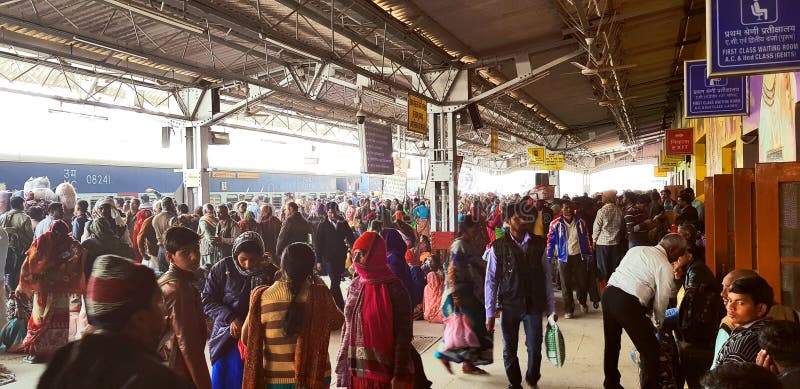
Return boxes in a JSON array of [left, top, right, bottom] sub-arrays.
[[0, 196, 33, 290]]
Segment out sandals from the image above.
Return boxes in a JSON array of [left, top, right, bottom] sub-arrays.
[[438, 358, 454, 375], [462, 364, 490, 375]]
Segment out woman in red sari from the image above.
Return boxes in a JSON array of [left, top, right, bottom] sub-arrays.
[[335, 231, 414, 389], [17, 220, 86, 363]]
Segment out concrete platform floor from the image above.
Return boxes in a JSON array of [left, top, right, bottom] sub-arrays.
[[2, 279, 640, 389]]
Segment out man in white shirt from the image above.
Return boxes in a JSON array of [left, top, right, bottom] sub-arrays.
[[602, 233, 686, 389]]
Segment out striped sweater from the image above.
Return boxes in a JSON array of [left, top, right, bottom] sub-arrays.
[[714, 319, 766, 366], [248, 280, 344, 385]]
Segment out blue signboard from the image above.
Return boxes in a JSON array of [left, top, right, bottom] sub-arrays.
[[684, 60, 749, 118], [708, 0, 800, 76]]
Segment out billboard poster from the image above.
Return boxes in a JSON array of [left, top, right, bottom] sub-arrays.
[[744, 73, 800, 162], [684, 60, 749, 118], [708, 0, 800, 76]]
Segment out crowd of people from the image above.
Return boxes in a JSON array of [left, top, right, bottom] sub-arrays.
[[0, 181, 797, 389]]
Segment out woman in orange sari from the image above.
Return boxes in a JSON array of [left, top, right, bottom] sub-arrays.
[[17, 220, 86, 363]]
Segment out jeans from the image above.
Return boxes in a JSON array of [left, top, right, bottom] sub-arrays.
[[500, 301, 543, 389], [595, 244, 621, 282], [558, 255, 588, 314], [325, 262, 344, 310], [157, 246, 169, 273], [4, 247, 22, 291], [602, 286, 659, 389]]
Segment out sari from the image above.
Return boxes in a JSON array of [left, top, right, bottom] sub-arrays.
[[335, 232, 413, 389], [434, 237, 493, 365], [18, 220, 86, 360]]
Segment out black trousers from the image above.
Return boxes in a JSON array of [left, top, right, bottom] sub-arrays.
[[602, 285, 659, 389], [500, 301, 544, 389], [325, 262, 345, 310], [558, 255, 588, 313]]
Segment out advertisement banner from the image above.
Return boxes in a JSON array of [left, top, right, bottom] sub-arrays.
[[360, 122, 395, 175], [407, 94, 428, 135], [527, 147, 546, 166], [684, 60, 748, 117], [665, 128, 695, 155], [708, 0, 800, 76]]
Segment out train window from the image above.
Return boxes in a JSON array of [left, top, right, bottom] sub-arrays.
[[210, 194, 221, 205], [225, 195, 238, 204]]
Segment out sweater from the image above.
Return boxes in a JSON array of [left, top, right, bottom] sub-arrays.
[[248, 281, 343, 385]]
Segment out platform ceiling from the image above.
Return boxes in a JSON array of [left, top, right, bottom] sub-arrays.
[[0, 0, 705, 170]]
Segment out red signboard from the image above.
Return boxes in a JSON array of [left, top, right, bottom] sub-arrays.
[[431, 232, 455, 250], [665, 128, 694, 155]]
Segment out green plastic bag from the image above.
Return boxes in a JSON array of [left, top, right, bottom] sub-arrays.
[[545, 315, 565, 367]]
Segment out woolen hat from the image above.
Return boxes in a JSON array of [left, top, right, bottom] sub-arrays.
[[86, 255, 158, 331], [233, 231, 264, 259]]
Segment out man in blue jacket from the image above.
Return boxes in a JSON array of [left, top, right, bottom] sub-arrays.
[[546, 201, 593, 319]]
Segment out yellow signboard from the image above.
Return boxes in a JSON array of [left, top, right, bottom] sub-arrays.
[[659, 151, 681, 168], [407, 94, 428, 135], [654, 166, 669, 177], [537, 153, 565, 170], [527, 147, 545, 166], [211, 171, 236, 179], [236, 172, 259, 179], [490, 130, 499, 154]]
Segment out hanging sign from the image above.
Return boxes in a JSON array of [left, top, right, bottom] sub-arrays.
[[527, 147, 546, 166], [684, 60, 748, 118], [665, 128, 695, 155], [490, 130, 499, 154], [659, 150, 682, 168], [538, 153, 565, 171], [654, 167, 668, 177], [360, 121, 395, 175], [708, 0, 800, 76], [407, 94, 428, 135]]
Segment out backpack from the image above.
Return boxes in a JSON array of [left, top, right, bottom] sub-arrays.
[[677, 285, 725, 344], [1, 212, 28, 254]]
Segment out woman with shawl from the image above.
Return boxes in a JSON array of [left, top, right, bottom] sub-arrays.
[[241, 242, 344, 389], [381, 229, 424, 320], [82, 217, 135, 279], [238, 211, 259, 234], [435, 216, 493, 375], [203, 231, 277, 389], [215, 204, 240, 260], [17, 220, 86, 363], [198, 203, 219, 269], [257, 204, 281, 262], [423, 254, 444, 324], [131, 207, 153, 263], [335, 232, 414, 389], [405, 235, 431, 266]]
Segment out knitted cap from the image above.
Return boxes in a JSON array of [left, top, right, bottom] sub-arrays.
[[326, 201, 339, 213], [86, 255, 158, 331], [233, 231, 264, 258]]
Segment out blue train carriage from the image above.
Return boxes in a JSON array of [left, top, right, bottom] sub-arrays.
[[0, 160, 180, 206], [208, 171, 362, 208]]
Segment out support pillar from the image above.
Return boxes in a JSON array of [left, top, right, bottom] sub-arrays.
[[183, 126, 210, 210], [427, 108, 458, 233]]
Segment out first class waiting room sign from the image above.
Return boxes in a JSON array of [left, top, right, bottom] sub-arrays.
[[684, 60, 748, 118], [665, 128, 694, 156], [708, 0, 800, 76]]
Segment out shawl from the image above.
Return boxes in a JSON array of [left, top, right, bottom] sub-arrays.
[[295, 282, 336, 389], [339, 232, 400, 385], [132, 209, 153, 262], [199, 214, 218, 229], [19, 220, 85, 294]]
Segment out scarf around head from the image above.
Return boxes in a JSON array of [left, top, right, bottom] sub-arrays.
[[345, 232, 398, 383], [19, 220, 85, 294]]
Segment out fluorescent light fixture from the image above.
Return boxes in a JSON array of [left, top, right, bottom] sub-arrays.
[[261, 35, 321, 61], [48, 109, 108, 121], [99, 0, 206, 35], [72, 36, 149, 60]]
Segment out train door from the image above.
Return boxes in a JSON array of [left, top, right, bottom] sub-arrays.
[[705, 174, 734, 278], [755, 162, 800, 308], [732, 168, 756, 271]]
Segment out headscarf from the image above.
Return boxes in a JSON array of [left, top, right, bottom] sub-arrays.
[[231, 231, 272, 290], [86, 255, 158, 331], [88, 217, 118, 242], [352, 232, 394, 280], [18, 220, 85, 294], [380, 228, 407, 258], [132, 209, 153, 262]]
